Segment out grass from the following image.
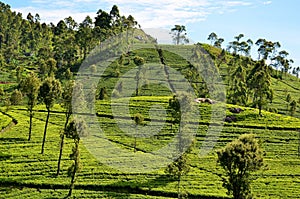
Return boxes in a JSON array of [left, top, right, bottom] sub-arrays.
[[0, 112, 12, 130], [1, 44, 300, 198], [1, 96, 300, 198]]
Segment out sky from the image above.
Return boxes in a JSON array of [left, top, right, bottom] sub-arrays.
[[2, 0, 300, 67]]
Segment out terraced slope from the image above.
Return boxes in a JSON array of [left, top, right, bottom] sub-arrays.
[[1, 97, 300, 198]]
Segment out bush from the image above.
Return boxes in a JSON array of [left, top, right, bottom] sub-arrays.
[[10, 89, 23, 105], [268, 107, 278, 113]]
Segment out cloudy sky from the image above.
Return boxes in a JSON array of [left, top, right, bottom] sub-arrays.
[[2, 0, 300, 67]]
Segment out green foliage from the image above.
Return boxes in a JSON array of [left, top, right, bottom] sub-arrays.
[[247, 60, 273, 116], [166, 92, 195, 198], [20, 72, 40, 141], [286, 93, 291, 103], [132, 55, 146, 96], [165, 152, 191, 199], [38, 76, 62, 154], [64, 68, 73, 80], [0, 87, 4, 97], [99, 87, 108, 100], [168, 92, 194, 126], [1, 3, 300, 198], [133, 56, 145, 66], [65, 119, 87, 197], [217, 134, 264, 199], [228, 57, 248, 106], [57, 80, 75, 175], [38, 76, 62, 110], [170, 25, 189, 45], [133, 113, 144, 126], [168, 95, 181, 126], [65, 119, 88, 140], [2, 98, 300, 198], [133, 113, 144, 152], [289, 100, 297, 116], [10, 89, 23, 105], [15, 66, 23, 83]]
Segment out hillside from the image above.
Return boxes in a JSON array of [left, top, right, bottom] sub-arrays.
[[1, 97, 300, 198], [1, 43, 300, 198], [1, 2, 300, 199]]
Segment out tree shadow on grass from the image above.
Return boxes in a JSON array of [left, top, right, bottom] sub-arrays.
[[0, 152, 12, 160], [0, 137, 27, 142]]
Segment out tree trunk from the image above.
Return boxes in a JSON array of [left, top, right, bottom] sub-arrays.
[[28, 109, 33, 141], [57, 114, 71, 176], [134, 137, 137, 153], [57, 133, 65, 175], [67, 140, 79, 198], [258, 95, 262, 117], [41, 109, 50, 154], [177, 175, 181, 199]]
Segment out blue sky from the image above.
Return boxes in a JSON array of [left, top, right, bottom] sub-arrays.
[[2, 0, 300, 67]]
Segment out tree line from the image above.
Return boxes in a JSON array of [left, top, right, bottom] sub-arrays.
[[0, 2, 138, 77], [0, 3, 140, 197]]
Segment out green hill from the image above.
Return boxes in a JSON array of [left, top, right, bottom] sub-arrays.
[[1, 2, 300, 198], [1, 44, 300, 198], [1, 97, 300, 198]]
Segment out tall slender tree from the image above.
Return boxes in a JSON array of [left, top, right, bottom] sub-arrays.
[[286, 93, 292, 113], [133, 56, 145, 96], [290, 100, 297, 116], [38, 76, 62, 154], [166, 92, 195, 198], [65, 119, 87, 198], [170, 25, 189, 45], [228, 62, 248, 105], [20, 72, 40, 141], [133, 113, 144, 153], [247, 60, 273, 116], [207, 32, 218, 45], [57, 80, 75, 176], [76, 16, 94, 59]]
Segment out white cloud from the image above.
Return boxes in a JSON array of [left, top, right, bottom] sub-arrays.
[[263, 1, 272, 5], [223, 1, 252, 6], [11, 0, 254, 27], [15, 6, 96, 24]]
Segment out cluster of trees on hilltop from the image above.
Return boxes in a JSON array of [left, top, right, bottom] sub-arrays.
[[206, 32, 298, 77], [0, 2, 139, 76], [0, 3, 143, 197], [168, 26, 297, 115], [202, 32, 299, 115]]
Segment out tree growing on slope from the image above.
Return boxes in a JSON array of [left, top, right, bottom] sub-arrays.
[[170, 25, 189, 45], [65, 119, 87, 198], [290, 100, 297, 116], [38, 76, 62, 154], [217, 134, 264, 199], [10, 89, 23, 105], [20, 72, 40, 141], [57, 80, 75, 176], [166, 92, 195, 198], [286, 93, 292, 113], [133, 113, 144, 153], [134, 56, 145, 96], [247, 60, 273, 116]]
